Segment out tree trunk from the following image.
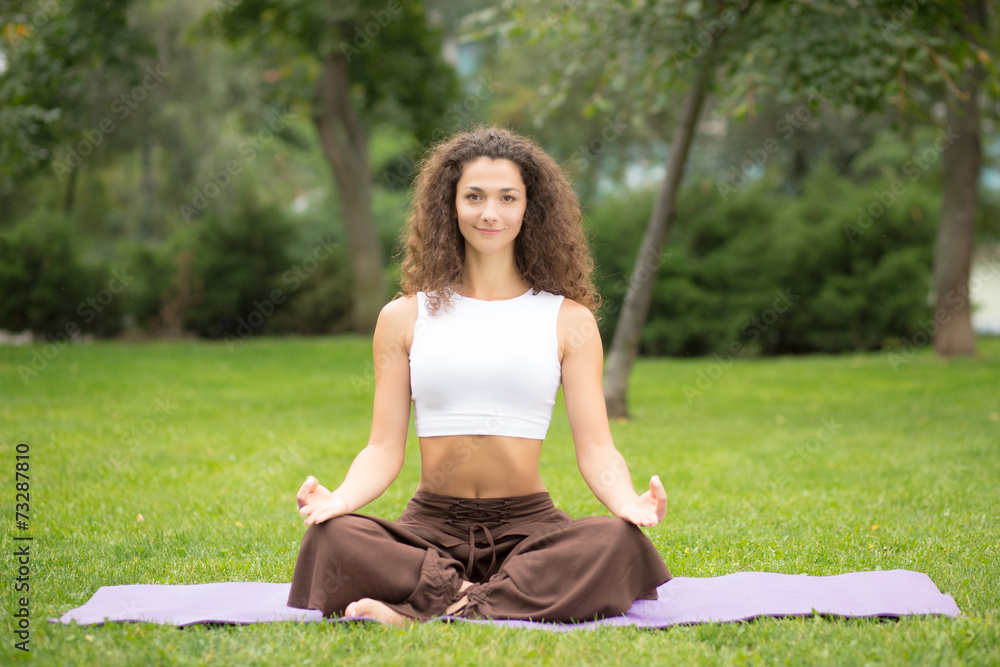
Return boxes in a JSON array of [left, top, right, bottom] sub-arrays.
[[932, 0, 983, 357], [63, 164, 78, 213], [140, 133, 154, 238], [603, 61, 714, 419], [312, 47, 385, 334]]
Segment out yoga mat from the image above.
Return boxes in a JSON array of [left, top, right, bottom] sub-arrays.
[[53, 570, 959, 631]]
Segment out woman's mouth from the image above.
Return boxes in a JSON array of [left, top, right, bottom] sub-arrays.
[[475, 227, 503, 235]]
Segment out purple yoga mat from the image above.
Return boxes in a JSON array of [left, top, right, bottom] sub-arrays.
[[54, 569, 959, 631]]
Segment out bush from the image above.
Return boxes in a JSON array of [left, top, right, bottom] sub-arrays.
[[587, 162, 937, 356], [180, 201, 298, 338], [267, 233, 354, 336], [114, 192, 382, 339], [0, 212, 126, 338], [115, 239, 179, 334]]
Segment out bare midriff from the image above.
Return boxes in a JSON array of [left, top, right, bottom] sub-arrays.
[[416, 435, 547, 498]]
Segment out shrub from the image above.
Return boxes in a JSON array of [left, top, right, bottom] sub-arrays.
[[0, 212, 125, 338], [586, 163, 937, 356], [267, 234, 354, 336], [180, 201, 297, 338]]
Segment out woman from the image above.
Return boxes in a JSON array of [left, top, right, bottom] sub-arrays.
[[288, 127, 670, 626]]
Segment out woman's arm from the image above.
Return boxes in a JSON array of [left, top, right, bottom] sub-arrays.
[[559, 300, 667, 526], [298, 296, 415, 525]]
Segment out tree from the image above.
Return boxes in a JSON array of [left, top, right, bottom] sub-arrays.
[[0, 0, 297, 242], [509, 0, 757, 417], [0, 0, 151, 210], [932, 0, 986, 356], [216, 0, 458, 332], [511, 0, 993, 417], [603, 57, 716, 419]]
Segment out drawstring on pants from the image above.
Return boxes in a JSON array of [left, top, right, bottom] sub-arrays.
[[467, 524, 497, 578], [446, 500, 511, 580], [401, 491, 561, 583]]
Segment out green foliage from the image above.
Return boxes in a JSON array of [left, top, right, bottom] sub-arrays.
[[181, 201, 297, 338], [0, 211, 125, 337], [0, 104, 61, 181], [214, 0, 459, 144], [0, 0, 152, 186], [114, 238, 182, 332], [267, 248, 354, 336], [589, 164, 938, 356], [508, 0, 986, 125]]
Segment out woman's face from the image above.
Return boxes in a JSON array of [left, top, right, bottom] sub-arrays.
[[454, 157, 527, 258]]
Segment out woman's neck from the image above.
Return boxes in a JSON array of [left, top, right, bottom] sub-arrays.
[[456, 246, 529, 300]]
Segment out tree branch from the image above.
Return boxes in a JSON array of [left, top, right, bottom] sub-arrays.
[[917, 39, 969, 101]]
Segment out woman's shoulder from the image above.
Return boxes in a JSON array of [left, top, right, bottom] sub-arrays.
[[376, 294, 419, 335], [557, 296, 596, 321], [382, 293, 418, 314], [556, 298, 602, 362], [556, 297, 599, 347]]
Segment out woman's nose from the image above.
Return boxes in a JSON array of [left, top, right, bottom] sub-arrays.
[[481, 199, 499, 221]]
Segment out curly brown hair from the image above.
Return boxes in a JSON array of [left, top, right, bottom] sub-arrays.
[[397, 126, 600, 314]]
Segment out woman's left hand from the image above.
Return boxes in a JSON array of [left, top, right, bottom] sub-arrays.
[[616, 475, 668, 527]]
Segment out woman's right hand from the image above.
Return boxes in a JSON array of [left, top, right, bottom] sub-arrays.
[[296, 476, 349, 525]]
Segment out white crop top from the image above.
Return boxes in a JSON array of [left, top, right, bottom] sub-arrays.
[[409, 289, 564, 439]]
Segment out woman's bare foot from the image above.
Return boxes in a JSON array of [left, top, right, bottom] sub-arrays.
[[344, 598, 413, 627], [445, 581, 475, 616], [445, 596, 468, 615]]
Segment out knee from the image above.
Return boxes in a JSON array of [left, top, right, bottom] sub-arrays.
[[610, 516, 649, 543], [580, 515, 644, 543], [300, 514, 369, 549]]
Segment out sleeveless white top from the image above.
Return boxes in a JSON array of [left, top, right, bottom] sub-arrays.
[[409, 289, 564, 439]]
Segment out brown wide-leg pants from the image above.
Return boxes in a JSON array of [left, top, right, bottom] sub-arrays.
[[287, 491, 671, 622]]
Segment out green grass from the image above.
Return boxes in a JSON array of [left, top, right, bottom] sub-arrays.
[[1, 336, 998, 665]]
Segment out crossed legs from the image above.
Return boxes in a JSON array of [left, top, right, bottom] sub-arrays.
[[287, 510, 670, 625]]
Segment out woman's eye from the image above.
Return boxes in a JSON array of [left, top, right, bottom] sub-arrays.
[[463, 193, 517, 203]]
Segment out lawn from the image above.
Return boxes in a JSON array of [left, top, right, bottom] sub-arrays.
[[1, 336, 998, 665]]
